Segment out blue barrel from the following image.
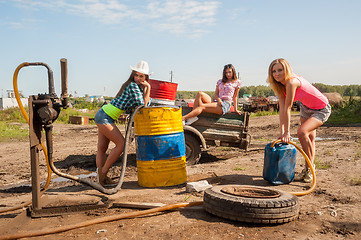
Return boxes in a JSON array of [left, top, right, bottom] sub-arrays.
[[134, 106, 187, 187], [136, 132, 185, 161], [263, 142, 297, 185]]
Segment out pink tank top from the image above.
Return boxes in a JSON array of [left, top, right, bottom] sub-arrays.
[[216, 79, 242, 102], [293, 75, 328, 109]]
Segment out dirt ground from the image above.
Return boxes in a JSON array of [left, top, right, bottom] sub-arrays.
[[0, 113, 360, 239]]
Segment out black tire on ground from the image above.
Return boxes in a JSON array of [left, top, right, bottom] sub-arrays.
[[203, 185, 299, 224], [184, 133, 201, 165]]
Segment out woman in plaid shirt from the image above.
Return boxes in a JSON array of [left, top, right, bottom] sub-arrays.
[[94, 60, 151, 186]]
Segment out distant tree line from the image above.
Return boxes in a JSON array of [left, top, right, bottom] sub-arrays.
[[176, 84, 361, 99]]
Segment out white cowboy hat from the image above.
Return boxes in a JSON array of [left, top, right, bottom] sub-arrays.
[[130, 60, 150, 75]]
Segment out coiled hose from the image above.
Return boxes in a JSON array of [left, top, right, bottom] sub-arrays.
[[270, 140, 316, 196]]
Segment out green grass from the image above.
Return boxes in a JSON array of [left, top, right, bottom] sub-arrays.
[[0, 121, 29, 141], [0, 107, 28, 123], [248, 99, 361, 125], [0, 107, 29, 141], [57, 107, 98, 123], [0, 106, 99, 141], [314, 158, 332, 169], [350, 177, 361, 186], [326, 99, 361, 124], [324, 149, 334, 156], [233, 166, 246, 171], [250, 110, 279, 117]]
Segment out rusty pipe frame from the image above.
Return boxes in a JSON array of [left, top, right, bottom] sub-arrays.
[[15, 59, 137, 195], [21, 62, 56, 96]]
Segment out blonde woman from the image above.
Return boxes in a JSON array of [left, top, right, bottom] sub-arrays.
[[267, 58, 331, 182]]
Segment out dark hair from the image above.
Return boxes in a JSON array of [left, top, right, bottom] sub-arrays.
[[115, 71, 149, 98], [222, 64, 237, 83]]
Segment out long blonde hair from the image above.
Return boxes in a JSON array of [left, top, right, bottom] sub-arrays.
[[267, 58, 294, 96], [115, 71, 149, 98]]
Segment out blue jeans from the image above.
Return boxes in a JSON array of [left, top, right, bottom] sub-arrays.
[[95, 108, 115, 125], [221, 100, 231, 115]]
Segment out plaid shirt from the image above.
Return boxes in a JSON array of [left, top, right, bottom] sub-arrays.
[[110, 82, 145, 114]]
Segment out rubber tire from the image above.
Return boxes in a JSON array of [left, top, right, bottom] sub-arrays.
[[185, 133, 201, 165], [204, 185, 299, 224]]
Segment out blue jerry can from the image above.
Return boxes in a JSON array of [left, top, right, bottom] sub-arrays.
[[263, 142, 297, 185]]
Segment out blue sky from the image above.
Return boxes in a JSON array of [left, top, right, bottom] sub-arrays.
[[1, 0, 360, 97]]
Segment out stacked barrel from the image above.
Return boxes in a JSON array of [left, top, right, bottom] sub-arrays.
[[149, 79, 178, 105], [134, 106, 187, 187]]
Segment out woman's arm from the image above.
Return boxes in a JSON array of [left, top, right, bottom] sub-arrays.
[[214, 86, 222, 108], [141, 81, 151, 106], [233, 87, 241, 114], [128, 82, 147, 106], [279, 79, 298, 142], [214, 86, 222, 103]]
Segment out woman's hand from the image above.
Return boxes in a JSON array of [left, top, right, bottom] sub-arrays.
[[279, 132, 291, 143], [138, 80, 150, 90]]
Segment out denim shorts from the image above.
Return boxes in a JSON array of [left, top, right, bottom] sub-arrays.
[[300, 103, 331, 123], [95, 108, 115, 125], [221, 100, 231, 115]]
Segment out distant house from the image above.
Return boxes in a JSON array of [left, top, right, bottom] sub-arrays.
[[86, 95, 105, 103], [0, 97, 28, 110], [0, 90, 28, 110]]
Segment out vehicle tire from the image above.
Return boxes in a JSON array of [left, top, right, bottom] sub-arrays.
[[185, 133, 201, 165], [204, 185, 299, 224]]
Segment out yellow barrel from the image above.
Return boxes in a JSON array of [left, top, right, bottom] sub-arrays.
[[134, 106, 183, 135], [134, 106, 187, 187]]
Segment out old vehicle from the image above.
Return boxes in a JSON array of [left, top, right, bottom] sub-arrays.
[[181, 106, 250, 165], [243, 96, 279, 112]]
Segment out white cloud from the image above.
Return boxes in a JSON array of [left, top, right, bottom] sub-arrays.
[[9, 0, 220, 38], [147, 0, 220, 36]]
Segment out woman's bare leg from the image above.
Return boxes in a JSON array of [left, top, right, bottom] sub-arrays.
[[96, 127, 110, 169], [96, 123, 125, 175], [297, 117, 322, 167], [183, 102, 223, 120], [193, 91, 212, 109]]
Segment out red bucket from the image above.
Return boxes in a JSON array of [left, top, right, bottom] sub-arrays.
[[149, 79, 178, 101]]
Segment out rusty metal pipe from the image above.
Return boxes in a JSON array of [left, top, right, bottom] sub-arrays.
[[60, 58, 69, 108], [26, 62, 55, 96]]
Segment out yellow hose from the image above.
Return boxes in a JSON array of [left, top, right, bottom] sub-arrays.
[[0, 201, 203, 240], [270, 140, 316, 196], [0, 63, 53, 214]]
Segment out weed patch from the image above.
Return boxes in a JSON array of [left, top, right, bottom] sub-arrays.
[[314, 158, 332, 169], [350, 177, 361, 186], [233, 166, 246, 171]]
